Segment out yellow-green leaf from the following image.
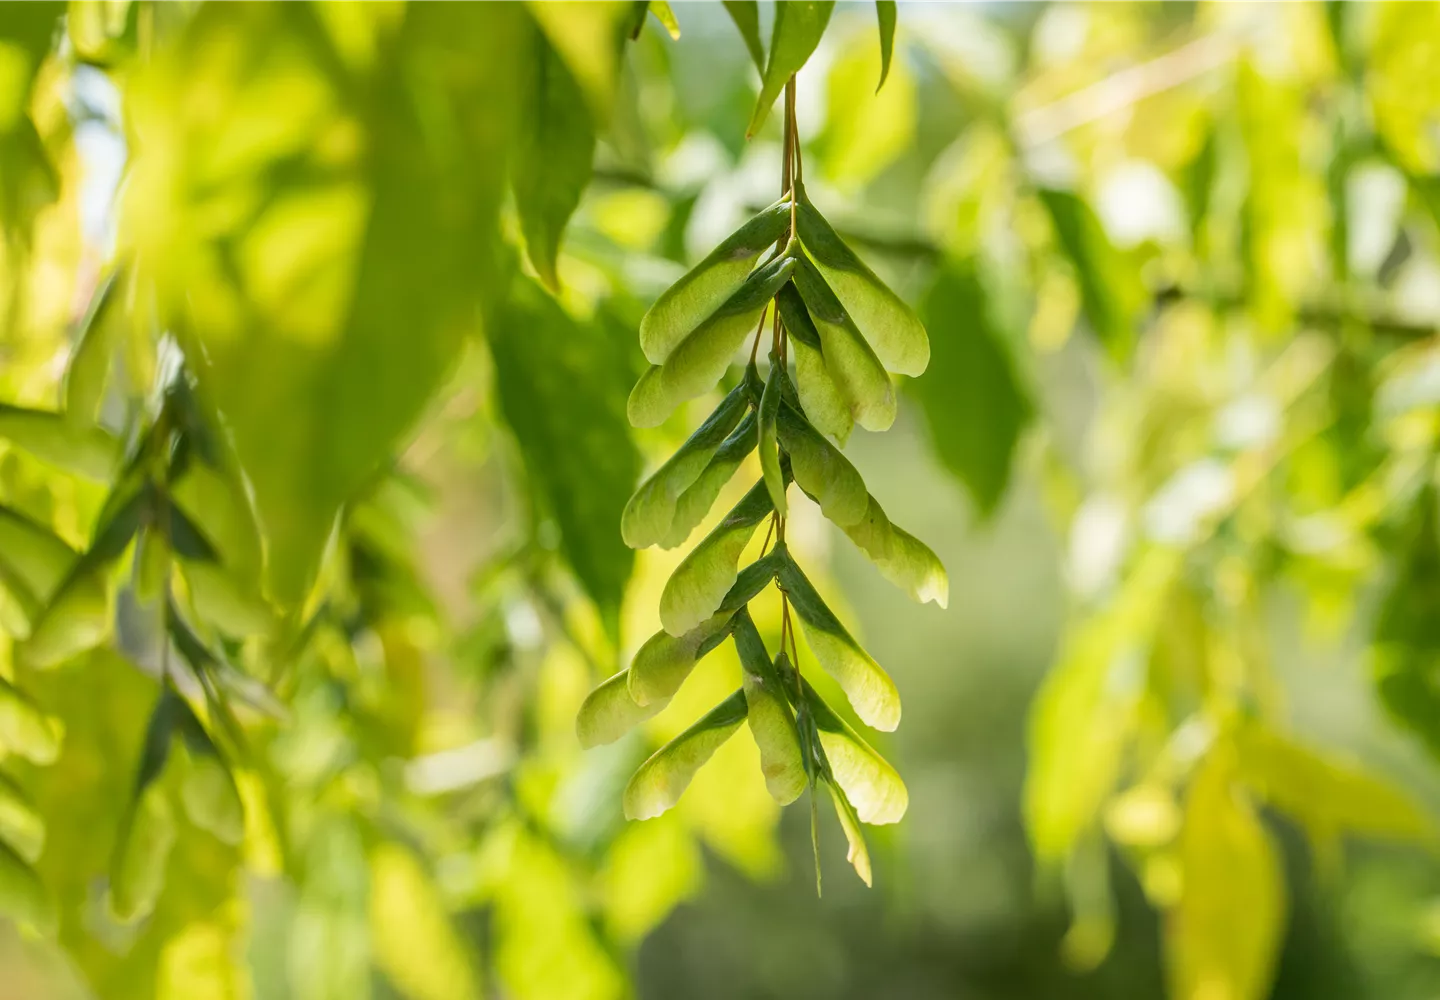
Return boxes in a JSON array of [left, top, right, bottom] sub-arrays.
[[623, 690, 748, 821], [791, 256, 896, 432], [0, 404, 119, 481], [0, 839, 51, 932], [777, 401, 868, 527], [758, 357, 787, 518], [370, 842, 480, 1000], [838, 493, 948, 607], [628, 614, 733, 707], [0, 676, 62, 765], [577, 669, 664, 749], [807, 682, 906, 823], [109, 784, 177, 924], [777, 283, 852, 444], [732, 614, 806, 806], [721, 0, 764, 71], [661, 411, 757, 549], [825, 778, 871, 886], [0, 771, 44, 863], [660, 480, 773, 636], [747, 1, 835, 138]]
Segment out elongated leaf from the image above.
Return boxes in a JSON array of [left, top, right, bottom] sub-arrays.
[[0, 771, 44, 863], [109, 784, 177, 924], [722, 0, 764, 70], [623, 381, 750, 549], [718, 549, 783, 614], [648, 1, 681, 40], [1167, 749, 1284, 1000], [578, 670, 664, 748], [628, 614, 734, 707], [492, 277, 641, 630], [526, 0, 631, 120], [623, 690, 748, 820], [777, 402, 867, 527], [778, 550, 899, 731], [661, 479, 774, 636], [0, 677, 61, 765], [0, 840, 51, 932], [174, 702, 244, 846], [370, 843, 481, 1000], [63, 268, 122, 422], [747, 1, 835, 138], [181, 559, 273, 637], [758, 357, 787, 516], [629, 256, 796, 428], [805, 680, 906, 823], [826, 778, 872, 886], [795, 186, 928, 376], [640, 201, 790, 365], [732, 613, 806, 805], [791, 257, 896, 431], [662, 411, 757, 549], [1036, 188, 1142, 360], [0, 404, 118, 480], [514, 26, 595, 290], [875, 1, 896, 91], [838, 493, 948, 607], [0, 506, 77, 607], [914, 262, 1031, 515], [1373, 484, 1440, 758], [778, 283, 852, 443]]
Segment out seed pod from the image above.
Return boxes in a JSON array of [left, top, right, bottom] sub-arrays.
[[577, 670, 665, 748], [758, 356, 787, 517], [660, 480, 774, 636], [623, 690, 748, 820], [839, 494, 949, 607], [776, 284, 852, 444], [776, 402, 868, 527], [792, 258, 896, 432], [661, 410, 758, 549]]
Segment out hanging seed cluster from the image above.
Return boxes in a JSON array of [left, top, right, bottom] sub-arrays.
[[579, 98, 947, 886]]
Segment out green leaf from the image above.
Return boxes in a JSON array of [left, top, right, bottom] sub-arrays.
[[875, 1, 896, 91], [660, 479, 773, 636], [722, 0, 764, 71], [1373, 484, 1440, 758], [778, 282, 852, 444], [629, 256, 796, 428], [108, 783, 177, 924], [513, 27, 595, 291], [0, 676, 62, 765], [662, 410, 758, 549], [0, 505, 77, 610], [825, 777, 872, 886], [913, 262, 1032, 515], [491, 277, 642, 630], [0, 839, 52, 933], [0, 404, 119, 480], [747, 1, 835, 138], [805, 679, 906, 823], [718, 548, 783, 614], [622, 381, 750, 549], [180, 560, 273, 637], [525, 1, 632, 120], [578, 670, 664, 748], [795, 186, 928, 376], [777, 549, 899, 731], [63, 268, 122, 423], [0, 771, 44, 863], [174, 703, 244, 846], [732, 613, 806, 805], [1167, 748, 1284, 1000], [758, 357, 788, 517], [623, 690, 748, 820], [838, 493, 948, 608], [648, 1, 680, 40], [1036, 187, 1143, 361], [791, 256, 896, 432], [370, 843, 482, 1000], [777, 401, 868, 527], [628, 614, 734, 707]]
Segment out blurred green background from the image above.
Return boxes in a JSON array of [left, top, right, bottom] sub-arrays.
[[3, 2, 1440, 999]]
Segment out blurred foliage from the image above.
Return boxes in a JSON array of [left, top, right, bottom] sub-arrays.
[[2, 3, 1440, 1000]]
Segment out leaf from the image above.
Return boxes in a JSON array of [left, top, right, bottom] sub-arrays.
[[913, 261, 1032, 515], [370, 842, 481, 1000], [1036, 188, 1143, 361], [777, 282, 852, 443], [777, 548, 900, 731], [747, 1, 835, 138], [838, 493, 948, 607], [109, 784, 177, 924], [628, 255, 796, 428], [805, 679, 907, 823], [791, 256, 896, 431], [732, 613, 806, 805], [628, 614, 733, 707], [758, 356, 787, 517], [817, 21, 915, 190], [0, 840, 52, 932], [0, 771, 45, 863], [525, 0, 632, 120], [662, 410, 758, 549], [622, 380, 750, 549], [63, 268, 122, 423], [1167, 748, 1284, 1000], [0, 676, 62, 765], [1373, 484, 1440, 758], [491, 277, 642, 631], [623, 690, 748, 821], [0, 404, 119, 480], [648, 1, 680, 40], [174, 703, 244, 846], [875, 1, 896, 91], [577, 670, 664, 748], [776, 401, 868, 527], [660, 479, 773, 636], [722, 1, 764, 71], [718, 548, 783, 615], [0, 505, 77, 610], [795, 186, 928, 376], [640, 201, 791, 365], [131, 2, 524, 604], [513, 26, 595, 291], [825, 777, 872, 886]]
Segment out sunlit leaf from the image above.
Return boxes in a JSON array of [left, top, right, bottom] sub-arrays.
[[777, 283, 852, 443], [628, 613, 733, 707], [0, 504, 76, 610], [805, 680, 906, 823], [108, 784, 176, 924], [777, 548, 899, 731], [525, 0, 631, 120], [370, 842, 481, 1000], [1373, 485, 1440, 759], [722, 0, 764, 71], [0, 404, 119, 481], [0, 770, 45, 863], [732, 613, 806, 806], [758, 356, 788, 517], [624, 690, 748, 821], [174, 704, 243, 847], [578, 670, 665, 749], [63, 268, 122, 423], [795, 184, 928, 376], [747, 1, 835, 138], [776, 401, 867, 527], [660, 480, 773, 636], [838, 493, 947, 607], [791, 257, 895, 432], [0, 839, 52, 932], [874, 1, 896, 91], [624, 385, 750, 551], [1036, 188, 1143, 361], [0, 675, 62, 765], [913, 261, 1031, 516], [648, 1, 681, 41], [662, 410, 758, 549], [817, 22, 915, 189], [825, 778, 871, 886]]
